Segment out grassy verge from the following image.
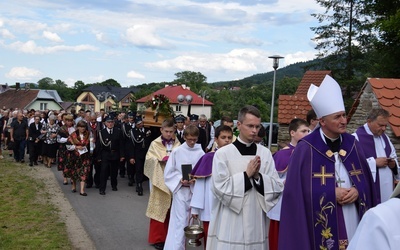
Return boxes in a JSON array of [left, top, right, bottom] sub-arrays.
[[0, 158, 72, 249]]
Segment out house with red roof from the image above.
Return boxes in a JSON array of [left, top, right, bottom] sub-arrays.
[[277, 70, 332, 144], [347, 78, 400, 154], [136, 84, 213, 119]]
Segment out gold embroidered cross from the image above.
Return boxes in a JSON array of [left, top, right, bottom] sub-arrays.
[[313, 166, 334, 186], [349, 163, 362, 182]]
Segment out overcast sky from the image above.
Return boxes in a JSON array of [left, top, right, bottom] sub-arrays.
[[0, 0, 324, 87]]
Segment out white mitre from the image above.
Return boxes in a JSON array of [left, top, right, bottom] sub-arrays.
[[307, 75, 345, 118]]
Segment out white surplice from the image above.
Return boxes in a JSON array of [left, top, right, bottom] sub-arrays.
[[348, 198, 400, 250], [206, 142, 283, 250], [164, 142, 204, 250]]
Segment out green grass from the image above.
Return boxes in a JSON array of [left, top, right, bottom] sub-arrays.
[[0, 158, 72, 249]]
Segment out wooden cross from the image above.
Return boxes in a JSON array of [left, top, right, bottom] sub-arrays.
[[349, 163, 362, 182], [313, 165, 334, 186]]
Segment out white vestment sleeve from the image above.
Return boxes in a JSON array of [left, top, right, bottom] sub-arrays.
[[191, 178, 205, 212], [366, 157, 377, 182], [387, 134, 400, 180], [348, 199, 400, 250], [259, 155, 284, 213]]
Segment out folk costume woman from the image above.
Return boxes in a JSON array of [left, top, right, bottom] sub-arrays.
[[65, 120, 90, 196]]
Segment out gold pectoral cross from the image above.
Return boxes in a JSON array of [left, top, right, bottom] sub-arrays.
[[313, 165, 335, 186], [349, 163, 362, 182]]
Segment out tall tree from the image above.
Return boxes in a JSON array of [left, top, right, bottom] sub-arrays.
[[173, 71, 207, 92], [368, 0, 400, 77], [74, 80, 86, 90], [99, 78, 121, 87], [37, 77, 54, 89], [311, 0, 375, 79]]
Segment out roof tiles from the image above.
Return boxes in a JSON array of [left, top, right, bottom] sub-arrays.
[[368, 78, 400, 136], [278, 70, 332, 124], [0, 89, 40, 110]]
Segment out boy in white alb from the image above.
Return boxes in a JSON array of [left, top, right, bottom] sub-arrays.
[[164, 124, 205, 250], [190, 125, 233, 249]]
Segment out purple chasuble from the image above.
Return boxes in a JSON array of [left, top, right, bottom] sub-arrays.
[[273, 144, 295, 173], [278, 128, 377, 250], [356, 125, 393, 204], [191, 152, 215, 178]]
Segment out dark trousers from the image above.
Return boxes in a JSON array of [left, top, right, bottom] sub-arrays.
[[127, 161, 136, 179], [119, 159, 126, 176], [28, 140, 40, 163], [93, 161, 101, 187], [99, 158, 119, 192], [13, 139, 26, 161], [135, 157, 145, 184]]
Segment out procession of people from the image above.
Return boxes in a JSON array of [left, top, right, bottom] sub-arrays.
[[1, 76, 400, 250]]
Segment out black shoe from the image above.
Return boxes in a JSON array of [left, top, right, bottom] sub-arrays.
[[153, 242, 164, 250], [71, 189, 77, 193], [137, 183, 143, 196], [112, 187, 118, 191], [29, 162, 33, 166], [34, 162, 38, 165], [99, 191, 106, 195], [20, 160, 25, 163], [80, 192, 87, 196]]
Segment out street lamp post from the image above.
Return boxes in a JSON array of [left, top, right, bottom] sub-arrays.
[[267, 55, 284, 149], [200, 90, 208, 107]]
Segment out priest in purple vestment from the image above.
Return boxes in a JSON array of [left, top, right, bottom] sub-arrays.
[[278, 75, 377, 250], [353, 108, 399, 204]]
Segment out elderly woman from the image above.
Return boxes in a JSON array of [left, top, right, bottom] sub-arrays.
[[65, 120, 90, 196], [41, 114, 60, 168]]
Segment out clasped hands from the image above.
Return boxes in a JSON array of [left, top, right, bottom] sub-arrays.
[[246, 155, 261, 179], [336, 187, 359, 205], [376, 157, 396, 169]]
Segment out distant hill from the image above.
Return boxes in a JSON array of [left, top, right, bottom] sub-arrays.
[[211, 58, 324, 87]]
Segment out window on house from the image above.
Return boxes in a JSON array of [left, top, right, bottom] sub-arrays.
[[175, 105, 181, 112], [40, 103, 47, 110]]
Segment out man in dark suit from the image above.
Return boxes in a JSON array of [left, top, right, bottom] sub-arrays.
[[126, 116, 151, 196], [28, 115, 42, 166], [96, 115, 125, 195], [174, 114, 185, 144], [189, 114, 207, 152], [121, 112, 136, 182], [86, 113, 101, 188]]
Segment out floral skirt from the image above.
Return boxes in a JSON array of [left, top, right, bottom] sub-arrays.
[[63, 151, 90, 182]]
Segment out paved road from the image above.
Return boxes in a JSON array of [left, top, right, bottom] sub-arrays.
[[50, 167, 204, 250]]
